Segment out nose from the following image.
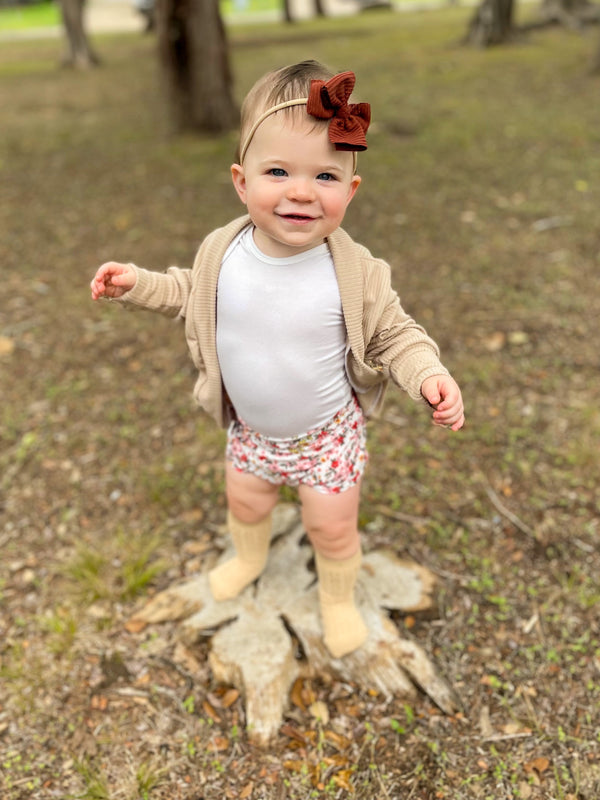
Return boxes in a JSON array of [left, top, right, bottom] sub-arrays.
[[286, 176, 315, 202]]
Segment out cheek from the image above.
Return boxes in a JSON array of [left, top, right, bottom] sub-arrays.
[[247, 183, 276, 210], [325, 189, 352, 217]]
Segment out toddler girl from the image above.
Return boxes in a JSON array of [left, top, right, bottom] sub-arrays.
[[90, 60, 464, 659]]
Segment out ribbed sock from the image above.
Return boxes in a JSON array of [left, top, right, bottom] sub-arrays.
[[208, 511, 272, 602], [315, 549, 368, 658]]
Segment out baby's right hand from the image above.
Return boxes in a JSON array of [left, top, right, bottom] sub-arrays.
[[90, 262, 137, 300]]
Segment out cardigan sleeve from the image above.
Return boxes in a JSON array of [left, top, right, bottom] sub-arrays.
[[362, 260, 449, 402], [114, 264, 193, 319]]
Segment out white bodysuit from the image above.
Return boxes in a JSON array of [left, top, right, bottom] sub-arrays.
[[216, 227, 352, 439]]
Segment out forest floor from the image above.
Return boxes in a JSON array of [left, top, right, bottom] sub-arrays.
[[1, 8, 599, 800]]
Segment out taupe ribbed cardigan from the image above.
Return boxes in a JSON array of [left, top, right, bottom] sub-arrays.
[[117, 215, 449, 427]]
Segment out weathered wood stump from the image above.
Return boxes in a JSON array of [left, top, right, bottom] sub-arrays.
[[130, 505, 459, 744]]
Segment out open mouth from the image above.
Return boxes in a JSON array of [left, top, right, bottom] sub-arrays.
[[279, 213, 314, 222]]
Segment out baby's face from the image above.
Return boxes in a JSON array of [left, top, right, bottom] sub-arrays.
[[231, 114, 361, 258]]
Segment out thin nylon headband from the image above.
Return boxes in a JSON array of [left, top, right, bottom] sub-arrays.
[[240, 99, 308, 164], [239, 98, 358, 172]]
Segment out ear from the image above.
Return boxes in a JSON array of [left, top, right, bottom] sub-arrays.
[[231, 163, 247, 204], [345, 174, 361, 207]]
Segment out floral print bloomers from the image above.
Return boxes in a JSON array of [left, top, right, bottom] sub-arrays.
[[226, 395, 368, 494]]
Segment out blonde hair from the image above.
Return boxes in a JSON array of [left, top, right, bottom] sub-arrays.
[[236, 60, 335, 164]]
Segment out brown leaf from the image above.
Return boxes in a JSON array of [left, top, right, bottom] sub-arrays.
[[309, 700, 329, 724], [0, 336, 15, 357], [124, 618, 147, 633], [90, 695, 108, 711], [333, 770, 354, 790], [210, 735, 230, 751], [203, 700, 221, 723], [239, 783, 253, 799], [325, 730, 352, 751], [524, 756, 550, 775], [290, 677, 307, 710], [281, 723, 307, 744], [221, 688, 240, 708], [284, 759, 306, 773]]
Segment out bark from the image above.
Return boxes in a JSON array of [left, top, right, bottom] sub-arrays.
[[282, 0, 327, 22], [156, 0, 239, 134], [536, 0, 600, 28], [58, 0, 100, 68], [592, 31, 600, 73], [466, 0, 515, 46], [283, 0, 294, 22]]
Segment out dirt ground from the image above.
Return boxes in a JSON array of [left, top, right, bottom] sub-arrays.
[[0, 8, 599, 800]]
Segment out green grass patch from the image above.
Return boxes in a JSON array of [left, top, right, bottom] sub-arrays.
[[0, 0, 59, 31]]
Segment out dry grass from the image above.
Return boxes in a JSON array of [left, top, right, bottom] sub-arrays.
[[1, 8, 599, 799]]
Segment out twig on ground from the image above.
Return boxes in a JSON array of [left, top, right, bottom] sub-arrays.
[[374, 505, 432, 526], [483, 484, 536, 538]]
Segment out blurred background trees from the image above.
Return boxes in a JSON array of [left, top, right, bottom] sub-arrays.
[[156, 0, 238, 132], [58, 0, 100, 65]]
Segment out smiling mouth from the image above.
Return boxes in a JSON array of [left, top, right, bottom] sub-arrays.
[[279, 213, 315, 222]]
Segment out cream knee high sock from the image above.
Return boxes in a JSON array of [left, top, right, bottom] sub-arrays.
[[208, 511, 272, 602], [315, 549, 368, 659]]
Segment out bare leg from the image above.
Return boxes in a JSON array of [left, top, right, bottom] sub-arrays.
[[298, 482, 367, 658], [208, 462, 279, 601]]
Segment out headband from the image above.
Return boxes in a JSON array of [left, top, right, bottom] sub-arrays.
[[239, 71, 370, 165]]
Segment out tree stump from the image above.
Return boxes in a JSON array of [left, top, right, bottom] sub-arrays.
[[130, 505, 460, 745]]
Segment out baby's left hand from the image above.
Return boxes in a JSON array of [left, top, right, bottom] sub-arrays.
[[421, 375, 465, 431]]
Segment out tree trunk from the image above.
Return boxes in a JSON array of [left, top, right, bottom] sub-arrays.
[[156, 0, 239, 134], [466, 0, 514, 46], [283, 0, 294, 23], [538, 0, 600, 28], [282, 0, 327, 23], [58, 0, 100, 68], [592, 31, 600, 73]]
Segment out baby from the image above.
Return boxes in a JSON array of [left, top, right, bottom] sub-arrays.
[[90, 60, 464, 659]]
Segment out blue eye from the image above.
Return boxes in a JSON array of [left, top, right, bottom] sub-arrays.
[[317, 172, 336, 182], [269, 168, 287, 177]]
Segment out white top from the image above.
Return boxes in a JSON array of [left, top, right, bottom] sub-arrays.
[[216, 227, 352, 438]]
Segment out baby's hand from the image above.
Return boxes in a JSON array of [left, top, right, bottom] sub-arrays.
[[421, 375, 465, 431], [90, 262, 136, 300]]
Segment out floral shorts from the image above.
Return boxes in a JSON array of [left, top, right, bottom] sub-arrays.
[[226, 395, 368, 494]]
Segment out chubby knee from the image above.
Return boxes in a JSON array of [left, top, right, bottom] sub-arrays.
[[225, 466, 279, 524], [228, 494, 273, 525], [303, 518, 360, 560]]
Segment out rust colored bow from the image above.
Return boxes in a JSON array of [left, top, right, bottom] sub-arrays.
[[307, 71, 371, 151]]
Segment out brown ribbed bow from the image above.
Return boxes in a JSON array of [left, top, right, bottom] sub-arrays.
[[307, 71, 371, 152]]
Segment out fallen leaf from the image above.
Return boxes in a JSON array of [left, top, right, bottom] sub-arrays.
[[90, 695, 108, 711], [221, 688, 240, 708], [309, 700, 329, 725], [508, 331, 529, 346], [280, 723, 307, 744], [524, 756, 550, 776], [209, 735, 229, 751], [0, 336, 15, 357], [291, 677, 307, 711], [484, 332, 506, 352], [203, 700, 220, 723], [333, 769, 354, 790], [125, 618, 147, 634]]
